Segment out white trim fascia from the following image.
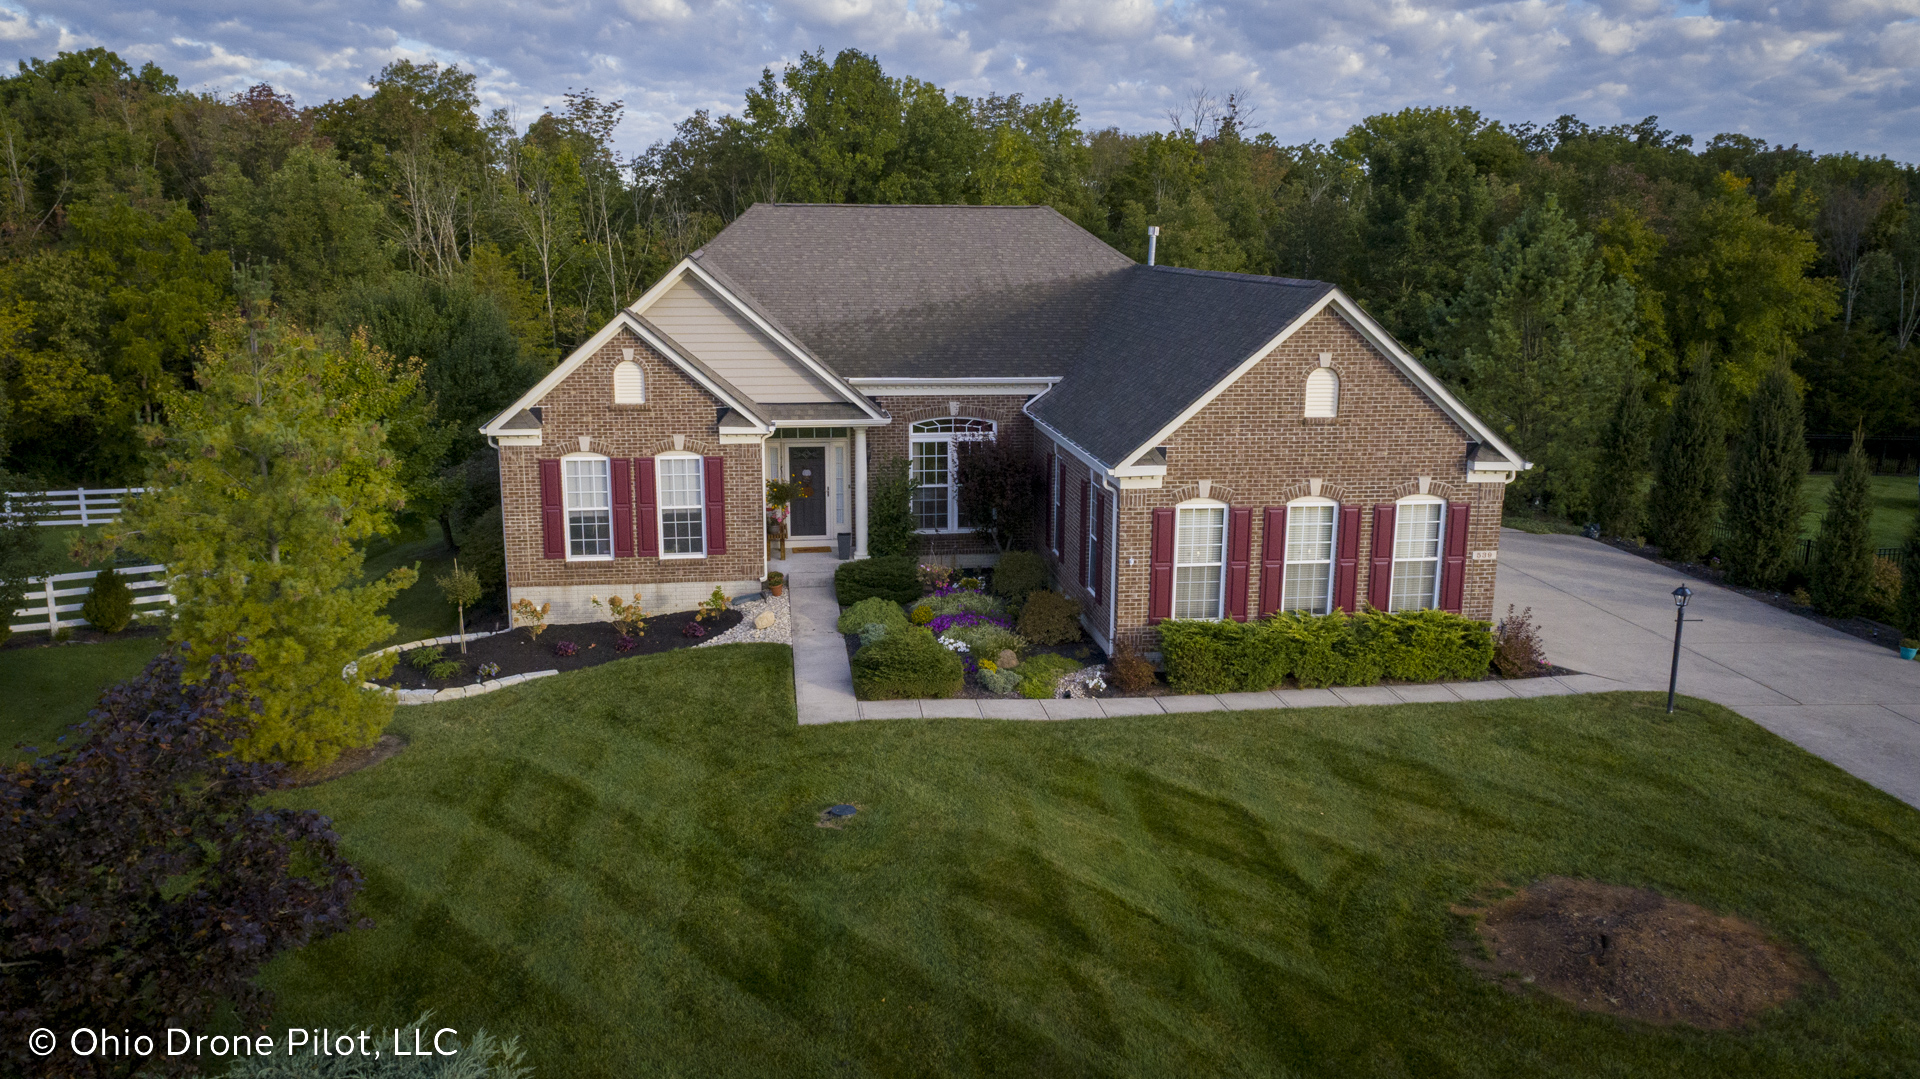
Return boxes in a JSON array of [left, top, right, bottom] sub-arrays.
[[846, 377, 1061, 396], [1026, 412, 1119, 483], [478, 312, 773, 437], [1322, 291, 1531, 471], [493, 433, 541, 447], [672, 261, 889, 423]]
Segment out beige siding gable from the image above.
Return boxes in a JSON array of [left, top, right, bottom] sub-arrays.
[[641, 276, 837, 403]]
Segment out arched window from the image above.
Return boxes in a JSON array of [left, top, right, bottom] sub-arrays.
[[1389, 496, 1445, 611], [1304, 367, 1339, 418], [1282, 497, 1338, 614], [909, 417, 996, 532], [562, 454, 613, 560], [612, 360, 645, 404], [1173, 498, 1228, 620]]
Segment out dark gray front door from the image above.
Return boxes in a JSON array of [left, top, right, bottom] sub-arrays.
[[788, 446, 827, 537]]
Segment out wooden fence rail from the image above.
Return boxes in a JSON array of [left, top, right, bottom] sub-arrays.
[[7, 564, 174, 635], [3, 487, 145, 527]]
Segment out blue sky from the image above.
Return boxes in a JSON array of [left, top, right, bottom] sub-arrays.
[[4, 0, 1917, 160]]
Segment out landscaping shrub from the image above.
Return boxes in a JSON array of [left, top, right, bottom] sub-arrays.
[[1865, 558, 1902, 622], [936, 617, 1025, 659], [1811, 429, 1876, 617], [1721, 363, 1807, 589], [553, 640, 579, 657], [1592, 379, 1652, 538], [838, 596, 908, 635], [858, 622, 892, 648], [834, 555, 921, 605], [977, 666, 1022, 695], [852, 626, 964, 700], [909, 604, 934, 624], [926, 586, 1002, 618], [1108, 638, 1157, 694], [457, 504, 507, 598], [1159, 619, 1291, 694], [1016, 590, 1083, 645], [1279, 612, 1362, 689], [1016, 652, 1082, 699], [1363, 609, 1495, 683], [406, 646, 462, 678], [80, 564, 136, 634], [1493, 605, 1547, 678], [1646, 353, 1725, 563], [991, 550, 1047, 602], [868, 455, 920, 558]]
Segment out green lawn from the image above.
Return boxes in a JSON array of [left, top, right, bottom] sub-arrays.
[[1800, 473, 1918, 551], [0, 634, 165, 760], [361, 525, 463, 645], [263, 646, 1920, 1077]]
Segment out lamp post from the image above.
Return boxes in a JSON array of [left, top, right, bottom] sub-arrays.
[[1666, 585, 1693, 714]]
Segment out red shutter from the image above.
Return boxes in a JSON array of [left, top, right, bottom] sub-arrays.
[[1044, 452, 1056, 554], [1226, 506, 1252, 621], [610, 458, 634, 558], [1096, 490, 1111, 603], [1259, 506, 1287, 616], [1077, 479, 1090, 587], [1148, 507, 1174, 623], [1367, 504, 1396, 612], [1333, 504, 1361, 612], [635, 457, 658, 557], [1055, 462, 1067, 553], [1439, 501, 1470, 613], [704, 456, 727, 555], [539, 458, 564, 559]]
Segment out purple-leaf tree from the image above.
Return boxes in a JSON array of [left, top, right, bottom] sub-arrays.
[[955, 440, 1043, 552], [0, 650, 368, 1078]]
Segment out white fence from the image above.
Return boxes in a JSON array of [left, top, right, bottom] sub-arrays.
[[8, 564, 174, 635], [4, 487, 144, 527]]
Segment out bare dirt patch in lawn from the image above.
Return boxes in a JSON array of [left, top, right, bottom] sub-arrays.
[[283, 734, 407, 788], [1457, 877, 1820, 1029]]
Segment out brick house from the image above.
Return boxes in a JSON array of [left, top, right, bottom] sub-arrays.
[[480, 205, 1528, 649]]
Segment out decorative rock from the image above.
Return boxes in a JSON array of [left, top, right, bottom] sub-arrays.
[[997, 649, 1019, 670], [755, 611, 778, 630]]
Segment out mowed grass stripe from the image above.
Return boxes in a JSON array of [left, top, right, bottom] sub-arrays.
[[264, 644, 1920, 1077]]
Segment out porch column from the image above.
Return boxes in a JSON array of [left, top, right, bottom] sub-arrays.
[[853, 426, 869, 559]]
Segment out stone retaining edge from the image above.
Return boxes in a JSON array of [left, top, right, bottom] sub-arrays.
[[344, 628, 556, 706]]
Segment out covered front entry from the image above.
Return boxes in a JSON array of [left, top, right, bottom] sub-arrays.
[[768, 427, 852, 551]]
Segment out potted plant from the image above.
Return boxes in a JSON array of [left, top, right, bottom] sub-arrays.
[[766, 570, 786, 597], [1903, 638, 1919, 661]]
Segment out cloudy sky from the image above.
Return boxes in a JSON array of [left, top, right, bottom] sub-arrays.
[[4, 0, 1917, 160]]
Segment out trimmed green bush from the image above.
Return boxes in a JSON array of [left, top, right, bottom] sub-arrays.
[[838, 596, 909, 635], [990, 551, 1047, 601], [1016, 652, 1082, 699], [977, 666, 1022, 695], [1016, 590, 1083, 645], [939, 621, 1025, 659], [80, 565, 136, 634], [926, 588, 1002, 617], [852, 626, 964, 700], [858, 622, 892, 648], [1159, 609, 1495, 693], [834, 555, 922, 606]]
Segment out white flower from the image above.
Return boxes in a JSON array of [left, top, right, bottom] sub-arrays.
[[938, 635, 969, 652]]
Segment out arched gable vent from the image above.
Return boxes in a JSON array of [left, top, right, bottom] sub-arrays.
[[613, 358, 645, 404], [1304, 367, 1339, 418]]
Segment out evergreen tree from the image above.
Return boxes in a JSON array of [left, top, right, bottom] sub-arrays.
[[112, 307, 416, 766], [1897, 508, 1920, 641], [1646, 355, 1726, 563], [1809, 428, 1876, 618], [1592, 380, 1653, 537], [1721, 362, 1809, 588]]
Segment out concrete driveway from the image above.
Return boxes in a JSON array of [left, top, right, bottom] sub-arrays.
[[1494, 530, 1920, 809]]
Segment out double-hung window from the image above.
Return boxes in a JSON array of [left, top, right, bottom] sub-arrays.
[[1172, 503, 1227, 620], [1282, 501, 1337, 614], [1390, 499, 1444, 611], [657, 455, 705, 557], [909, 418, 995, 532], [563, 457, 613, 559]]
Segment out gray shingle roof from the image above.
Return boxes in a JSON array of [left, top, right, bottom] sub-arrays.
[[693, 204, 1131, 380], [1031, 266, 1333, 466]]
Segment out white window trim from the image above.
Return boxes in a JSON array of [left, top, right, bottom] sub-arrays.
[[1389, 495, 1446, 612], [1172, 497, 1229, 621], [655, 452, 708, 561], [909, 418, 996, 535], [1282, 496, 1338, 615], [562, 452, 615, 563]]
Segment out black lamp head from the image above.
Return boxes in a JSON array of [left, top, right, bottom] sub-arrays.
[[1672, 585, 1693, 608]]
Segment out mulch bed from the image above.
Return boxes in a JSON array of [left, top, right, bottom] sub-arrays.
[[281, 734, 407, 788], [1602, 536, 1906, 652], [1455, 877, 1821, 1029], [372, 608, 743, 690]]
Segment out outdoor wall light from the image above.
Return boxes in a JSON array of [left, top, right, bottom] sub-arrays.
[[1667, 585, 1695, 714]]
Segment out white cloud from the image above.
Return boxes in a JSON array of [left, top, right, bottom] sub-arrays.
[[1, 0, 1915, 159]]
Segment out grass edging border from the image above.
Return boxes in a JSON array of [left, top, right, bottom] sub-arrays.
[[346, 628, 559, 706]]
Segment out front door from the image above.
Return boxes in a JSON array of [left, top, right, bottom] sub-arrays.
[[787, 445, 827, 538]]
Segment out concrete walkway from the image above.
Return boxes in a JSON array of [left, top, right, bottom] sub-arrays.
[[777, 554, 863, 724], [1494, 530, 1920, 809]]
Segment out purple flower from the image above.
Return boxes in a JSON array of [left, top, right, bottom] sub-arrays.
[[925, 611, 1012, 635]]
